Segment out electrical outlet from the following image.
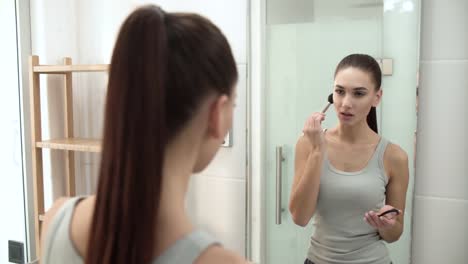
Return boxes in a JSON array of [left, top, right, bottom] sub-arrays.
[[8, 240, 24, 264], [222, 130, 232, 147]]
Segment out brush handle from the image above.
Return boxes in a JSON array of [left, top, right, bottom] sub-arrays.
[[321, 103, 331, 113]]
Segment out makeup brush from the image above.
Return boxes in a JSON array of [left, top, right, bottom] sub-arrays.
[[321, 93, 334, 113]]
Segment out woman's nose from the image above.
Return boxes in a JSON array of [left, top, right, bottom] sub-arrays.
[[342, 95, 352, 108]]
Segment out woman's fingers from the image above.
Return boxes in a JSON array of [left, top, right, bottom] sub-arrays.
[[302, 112, 327, 151], [318, 113, 325, 122], [365, 205, 402, 231], [303, 116, 314, 131], [313, 113, 325, 129], [370, 211, 384, 229], [365, 212, 378, 228], [313, 116, 321, 130], [379, 216, 393, 228], [313, 113, 325, 123], [365, 210, 397, 230], [304, 113, 325, 132], [366, 211, 385, 229]]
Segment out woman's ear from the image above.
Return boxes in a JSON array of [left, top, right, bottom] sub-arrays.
[[373, 89, 383, 107], [207, 95, 230, 140]]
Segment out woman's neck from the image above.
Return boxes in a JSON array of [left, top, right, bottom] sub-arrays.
[[335, 121, 376, 144], [154, 134, 199, 256]]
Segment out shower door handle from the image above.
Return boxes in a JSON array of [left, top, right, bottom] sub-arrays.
[[276, 146, 285, 225]]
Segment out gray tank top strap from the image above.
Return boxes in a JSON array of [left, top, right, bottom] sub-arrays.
[[42, 196, 86, 264], [153, 230, 221, 264], [374, 137, 390, 173]]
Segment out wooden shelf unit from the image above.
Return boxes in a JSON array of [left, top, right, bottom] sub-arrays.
[[36, 138, 101, 152], [28, 55, 108, 256]]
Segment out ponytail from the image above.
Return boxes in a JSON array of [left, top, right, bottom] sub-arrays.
[[85, 5, 237, 264], [367, 106, 378, 133], [86, 6, 167, 264]]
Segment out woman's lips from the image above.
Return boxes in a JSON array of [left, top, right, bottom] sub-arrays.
[[340, 112, 354, 120]]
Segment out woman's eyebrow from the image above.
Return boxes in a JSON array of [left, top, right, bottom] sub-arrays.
[[335, 85, 368, 91]]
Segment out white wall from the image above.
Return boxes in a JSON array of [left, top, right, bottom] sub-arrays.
[[250, 1, 265, 262], [0, 0, 27, 262], [412, 0, 468, 263], [29, 0, 249, 257]]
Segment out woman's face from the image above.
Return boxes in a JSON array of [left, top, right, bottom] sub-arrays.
[[333, 67, 382, 127]]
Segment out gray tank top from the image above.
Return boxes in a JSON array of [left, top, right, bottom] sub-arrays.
[[42, 197, 220, 264], [307, 136, 392, 264]]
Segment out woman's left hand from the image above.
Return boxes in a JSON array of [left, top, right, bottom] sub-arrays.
[[364, 205, 401, 231]]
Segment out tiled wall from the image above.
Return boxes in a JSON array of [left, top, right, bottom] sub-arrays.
[[413, 0, 468, 263]]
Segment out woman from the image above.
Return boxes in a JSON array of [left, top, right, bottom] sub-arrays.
[[41, 5, 247, 264], [289, 54, 409, 264]]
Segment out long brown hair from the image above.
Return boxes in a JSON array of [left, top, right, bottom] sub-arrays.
[[86, 5, 237, 264], [334, 54, 381, 133]]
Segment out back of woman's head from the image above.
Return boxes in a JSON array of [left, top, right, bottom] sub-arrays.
[[86, 5, 237, 264], [334, 54, 381, 133]]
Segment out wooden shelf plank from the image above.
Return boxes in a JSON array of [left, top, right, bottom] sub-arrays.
[[33, 64, 109, 73], [36, 138, 101, 152]]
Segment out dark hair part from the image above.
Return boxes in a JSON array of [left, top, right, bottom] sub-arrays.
[[86, 5, 237, 264], [334, 54, 381, 133]]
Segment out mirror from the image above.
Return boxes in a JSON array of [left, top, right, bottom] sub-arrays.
[[0, 0, 28, 261], [262, 0, 420, 263]]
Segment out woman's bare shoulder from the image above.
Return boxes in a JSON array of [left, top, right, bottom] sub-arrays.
[[383, 142, 409, 179], [70, 196, 96, 257], [384, 143, 408, 166]]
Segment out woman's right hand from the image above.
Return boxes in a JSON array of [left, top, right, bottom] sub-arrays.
[[302, 112, 326, 152]]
